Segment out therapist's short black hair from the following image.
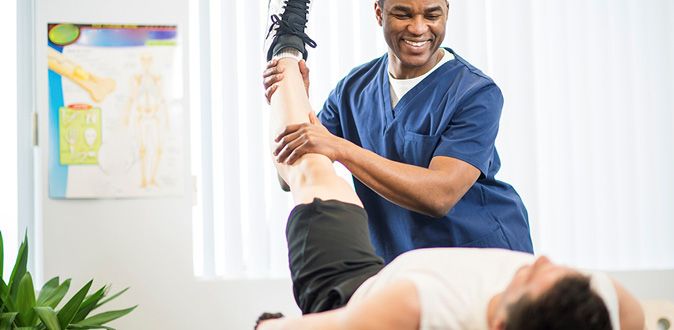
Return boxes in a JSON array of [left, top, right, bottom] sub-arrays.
[[504, 275, 612, 330]]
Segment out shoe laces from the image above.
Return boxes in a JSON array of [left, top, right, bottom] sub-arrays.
[[266, 0, 317, 49]]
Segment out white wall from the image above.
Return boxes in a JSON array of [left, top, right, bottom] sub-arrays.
[[0, 0, 18, 277], [609, 270, 674, 302], [31, 1, 674, 329], [34, 0, 300, 328]]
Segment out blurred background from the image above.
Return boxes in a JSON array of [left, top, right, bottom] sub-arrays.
[[1, 0, 672, 328]]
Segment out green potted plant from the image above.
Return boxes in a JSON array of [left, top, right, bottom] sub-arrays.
[[0, 231, 136, 329]]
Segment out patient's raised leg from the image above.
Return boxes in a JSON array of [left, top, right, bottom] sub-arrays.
[[262, 0, 382, 317], [264, 0, 360, 207], [269, 58, 362, 207]]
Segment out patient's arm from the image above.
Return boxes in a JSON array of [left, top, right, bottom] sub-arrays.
[[257, 309, 345, 330], [258, 280, 420, 330], [613, 279, 645, 330], [343, 280, 420, 330]]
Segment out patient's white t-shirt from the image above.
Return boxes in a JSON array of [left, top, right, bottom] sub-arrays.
[[349, 248, 535, 330]]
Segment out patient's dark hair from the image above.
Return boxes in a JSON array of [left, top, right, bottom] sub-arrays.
[[505, 275, 612, 330]]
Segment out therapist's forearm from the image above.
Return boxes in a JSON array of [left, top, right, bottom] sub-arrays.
[[336, 139, 464, 218]]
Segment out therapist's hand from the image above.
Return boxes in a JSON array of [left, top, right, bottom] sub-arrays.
[[263, 59, 310, 103], [274, 112, 345, 165]]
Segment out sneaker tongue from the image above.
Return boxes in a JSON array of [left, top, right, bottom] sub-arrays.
[[284, 11, 307, 27], [282, 1, 309, 25], [288, 16, 307, 29]]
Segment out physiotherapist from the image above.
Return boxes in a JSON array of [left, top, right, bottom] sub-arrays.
[[263, 0, 533, 263]]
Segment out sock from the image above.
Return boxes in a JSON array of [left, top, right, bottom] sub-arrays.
[[272, 47, 302, 61]]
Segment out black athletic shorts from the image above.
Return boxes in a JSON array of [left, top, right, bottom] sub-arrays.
[[286, 198, 385, 314]]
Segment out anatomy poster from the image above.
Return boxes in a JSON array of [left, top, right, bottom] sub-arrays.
[[48, 24, 184, 198]]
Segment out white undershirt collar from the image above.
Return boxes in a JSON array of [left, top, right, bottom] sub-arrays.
[[389, 48, 455, 108]]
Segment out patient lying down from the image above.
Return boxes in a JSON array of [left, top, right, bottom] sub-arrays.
[[259, 0, 644, 327], [257, 248, 644, 330]]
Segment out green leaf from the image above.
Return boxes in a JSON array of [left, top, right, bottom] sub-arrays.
[[34, 307, 62, 330], [70, 286, 106, 324], [48, 279, 71, 309], [57, 280, 92, 329], [36, 277, 60, 306], [8, 232, 28, 301], [0, 280, 15, 312], [0, 279, 4, 313], [16, 272, 37, 326], [0, 230, 4, 282], [74, 306, 136, 326], [38, 278, 71, 309], [0, 312, 18, 330], [93, 288, 128, 309]]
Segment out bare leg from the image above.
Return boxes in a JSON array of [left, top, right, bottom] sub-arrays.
[[261, 2, 382, 322], [269, 58, 362, 207]]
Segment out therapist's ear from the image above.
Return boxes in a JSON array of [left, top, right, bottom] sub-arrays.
[[375, 1, 383, 26]]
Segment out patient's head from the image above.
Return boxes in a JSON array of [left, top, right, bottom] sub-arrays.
[[494, 256, 612, 330]]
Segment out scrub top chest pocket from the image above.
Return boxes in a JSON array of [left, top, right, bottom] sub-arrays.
[[401, 130, 442, 167]]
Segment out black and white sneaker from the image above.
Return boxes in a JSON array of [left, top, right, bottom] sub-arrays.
[[265, 0, 316, 61]]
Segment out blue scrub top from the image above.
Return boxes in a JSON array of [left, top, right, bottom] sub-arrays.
[[318, 48, 533, 263]]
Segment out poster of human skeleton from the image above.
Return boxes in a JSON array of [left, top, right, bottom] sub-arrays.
[[47, 24, 184, 198]]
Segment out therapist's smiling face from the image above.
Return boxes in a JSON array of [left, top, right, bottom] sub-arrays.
[[375, 0, 448, 79]]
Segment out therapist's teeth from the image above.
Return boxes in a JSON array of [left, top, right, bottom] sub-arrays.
[[404, 40, 428, 47]]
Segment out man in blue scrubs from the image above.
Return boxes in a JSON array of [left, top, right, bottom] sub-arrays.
[[264, 0, 533, 263]]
